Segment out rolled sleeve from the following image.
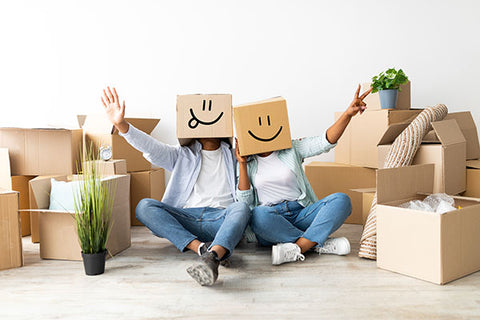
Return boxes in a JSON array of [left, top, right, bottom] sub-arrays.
[[236, 186, 254, 208], [292, 130, 337, 159]]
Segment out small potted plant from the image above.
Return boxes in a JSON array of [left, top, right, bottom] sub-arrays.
[[74, 148, 114, 276], [371, 68, 409, 109]]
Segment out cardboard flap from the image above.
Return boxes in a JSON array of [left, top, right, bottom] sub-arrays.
[[377, 164, 434, 204], [467, 160, 480, 169], [0, 148, 12, 190], [81, 114, 160, 135], [431, 119, 466, 146], [29, 175, 67, 209], [445, 112, 480, 159], [81, 114, 115, 134], [377, 122, 410, 145], [77, 115, 87, 128], [422, 129, 439, 143], [122, 118, 159, 134]]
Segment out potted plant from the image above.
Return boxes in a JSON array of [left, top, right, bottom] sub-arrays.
[[371, 68, 409, 109], [74, 148, 115, 276]]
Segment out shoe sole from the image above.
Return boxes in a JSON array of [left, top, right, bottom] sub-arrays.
[[187, 263, 216, 286]]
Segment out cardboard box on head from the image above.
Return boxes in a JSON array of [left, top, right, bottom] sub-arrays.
[[176, 94, 233, 146], [234, 97, 292, 156]]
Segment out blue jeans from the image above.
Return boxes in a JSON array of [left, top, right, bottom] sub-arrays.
[[250, 193, 352, 246], [136, 199, 251, 258]]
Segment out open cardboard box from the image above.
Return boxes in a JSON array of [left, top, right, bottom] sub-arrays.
[[304, 162, 376, 225], [378, 119, 466, 195], [0, 127, 82, 176], [376, 164, 480, 285], [27, 174, 131, 261], [362, 81, 411, 111], [334, 109, 421, 168], [424, 112, 480, 160], [0, 189, 22, 271], [79, 114, 159, 173]]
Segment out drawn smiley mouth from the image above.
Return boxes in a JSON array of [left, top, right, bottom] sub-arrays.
[[188, 108, 224, 129], [248, 126, 283, 142]]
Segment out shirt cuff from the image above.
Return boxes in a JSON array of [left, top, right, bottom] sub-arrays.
[[323, 130, 337, 147]]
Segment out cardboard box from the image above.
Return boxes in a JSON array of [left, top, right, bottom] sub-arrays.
[[130, 169, 165, 226], [11, 176, 36, 236], [0, 189, 22, 270], [362, 81, 411, 111], [177, 94, 233, 146], [463, 160, 480, 198], [350, 188, 376, 225], [83, 159, 127, 176], [376, 164, 480, 285], [0, 148, 11, 190], [79, 114, 159, 173], [28, 174, 131, 260], [423, 112, 480, 160], [304, 162, 376, 224], [378, 119, 466, 195], [0, 127, 82, 176], [334, 109, 421, 168], [234, 97, 292, 156]]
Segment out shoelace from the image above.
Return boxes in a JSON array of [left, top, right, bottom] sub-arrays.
[[284, 249, 305, 262]]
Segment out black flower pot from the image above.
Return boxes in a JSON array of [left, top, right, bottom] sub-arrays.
[[81, 251, 107, 276]]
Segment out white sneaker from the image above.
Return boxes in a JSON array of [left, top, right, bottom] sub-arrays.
[[315, 237, 351, 256], [272, 243, 305, 265]]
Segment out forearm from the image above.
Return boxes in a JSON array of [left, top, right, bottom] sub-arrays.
[[237, 162, 250, 191], [326, 111, 352, 144]]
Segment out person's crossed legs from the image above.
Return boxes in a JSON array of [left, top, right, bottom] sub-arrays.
[[136, 199, 250, 285], [251, 193, 352, 265]]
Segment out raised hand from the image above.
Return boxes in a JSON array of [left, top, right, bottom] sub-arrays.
[[101, 87, 129, 133], [346, 84, 372, 117]]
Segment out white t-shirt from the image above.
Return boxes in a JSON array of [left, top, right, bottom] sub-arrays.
[[184, 148, 234, 209], [254, 151, 301, 206]]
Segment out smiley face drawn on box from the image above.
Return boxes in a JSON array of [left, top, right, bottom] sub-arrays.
[[177, 94, 233, 145], [234, 97, 292, 156]]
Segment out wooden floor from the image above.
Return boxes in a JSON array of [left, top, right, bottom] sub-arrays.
[[1, 225, 480, 320]]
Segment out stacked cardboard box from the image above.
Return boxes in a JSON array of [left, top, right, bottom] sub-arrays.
[[0, 149, 23, 270], [305, 83, 480, 285], [79, 115, 165, 227]]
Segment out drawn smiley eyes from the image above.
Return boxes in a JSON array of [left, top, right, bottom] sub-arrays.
[[258, 115, 271, 126], [248, 114, 283, 142], [188, 99, 224, 129]]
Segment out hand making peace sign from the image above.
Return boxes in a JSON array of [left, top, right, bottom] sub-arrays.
[[345, 84, 372, 117]]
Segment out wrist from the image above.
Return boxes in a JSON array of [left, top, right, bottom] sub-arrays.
[[116, 120, 129, 134]]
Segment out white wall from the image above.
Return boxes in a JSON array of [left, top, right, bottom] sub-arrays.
[[1, 0, 479, 166]]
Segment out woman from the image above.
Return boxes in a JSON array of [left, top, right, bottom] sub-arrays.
[[236, 85, 371, 265]]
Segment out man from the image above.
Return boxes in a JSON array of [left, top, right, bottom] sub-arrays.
[[101, 87, 250, 286]]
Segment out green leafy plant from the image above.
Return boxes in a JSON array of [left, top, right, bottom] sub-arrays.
[[73, 146, 115, 254], [371, 68, 409, 93]]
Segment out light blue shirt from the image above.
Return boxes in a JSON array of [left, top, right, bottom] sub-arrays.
[[120, 124, 237, 208], [236, 132, 336, 209]]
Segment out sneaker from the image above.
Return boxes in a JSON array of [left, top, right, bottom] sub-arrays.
[[314, 237, 351, 255], [187, 251, 220, 286], [199, 242, 230, 267], [272, 243, 305, 265]]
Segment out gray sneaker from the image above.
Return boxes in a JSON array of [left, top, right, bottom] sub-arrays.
[[187, 251, 220, 286], [199, 243, 230, 267]]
